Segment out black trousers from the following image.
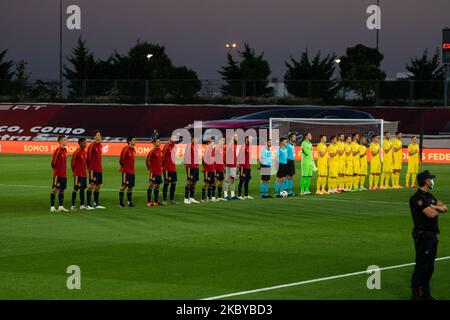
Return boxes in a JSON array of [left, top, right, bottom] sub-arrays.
[[411, 231, 438, 294]]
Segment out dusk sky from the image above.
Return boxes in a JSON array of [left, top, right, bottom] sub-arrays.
[[1, 0, 449, 80]]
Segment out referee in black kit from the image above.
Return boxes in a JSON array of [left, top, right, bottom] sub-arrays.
[[409, 170, 448, 300]]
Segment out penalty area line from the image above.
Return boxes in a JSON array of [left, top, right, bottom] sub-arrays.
[[201, 256, 450, 300]]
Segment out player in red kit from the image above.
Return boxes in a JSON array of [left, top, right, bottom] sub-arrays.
[[184, 136, 200, 204], [237, 136, 254, 200], [224, 134, 239, 200], [201, 137, 216, 203], [119, 137, 136, 208], [213, 137, 226, 201], [162, 135, 178, 205], [50, 135, 69, 212], [146, 136, 163, 206], [70, 138, 90, 211], [86, 130, 106, 209]]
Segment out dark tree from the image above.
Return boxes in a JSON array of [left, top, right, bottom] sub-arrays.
[[219, 43, 273, 97], [63, 36, 97, 96], [0, 49, 14, 95], [284, 49, 337, 99], [406, 49, 443, 99], [339, 44, 386, 102]]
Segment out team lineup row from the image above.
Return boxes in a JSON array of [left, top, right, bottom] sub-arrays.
[[49, 130, 420, 211]]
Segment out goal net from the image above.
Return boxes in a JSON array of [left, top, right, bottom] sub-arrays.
[[269, 118, 399, 161]]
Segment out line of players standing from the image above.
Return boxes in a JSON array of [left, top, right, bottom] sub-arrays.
[[49, 130, 420, 211]]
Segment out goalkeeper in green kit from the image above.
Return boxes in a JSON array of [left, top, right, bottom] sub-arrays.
[[300, 132, 314, 195]]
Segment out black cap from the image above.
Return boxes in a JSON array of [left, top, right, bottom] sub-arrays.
[[417, 170, 436, 186]]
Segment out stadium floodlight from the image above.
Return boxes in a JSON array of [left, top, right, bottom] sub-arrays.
[[146, 53, 153, 60], [334, 59, 341, 64], [269, 117, 396, 161], [226, 43, 238, 50]]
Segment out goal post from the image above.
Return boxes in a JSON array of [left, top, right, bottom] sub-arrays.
[[269, 118, 388, 161]]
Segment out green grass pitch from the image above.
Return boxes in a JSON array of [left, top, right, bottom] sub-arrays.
[[0, 154, 448, 300]]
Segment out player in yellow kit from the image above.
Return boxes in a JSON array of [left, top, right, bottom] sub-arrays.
[[380, 131, 393, 189], [369, 135, 381, 190], [344, 135, 353, 191], [405, 136, 420, 188], [391, 131, 403, 189], [337, 133, 346, 192], [316, 135, 328, 194], [358, 136, 368, 190], [327, 136, 339, 194], [351, 133, 361, 190]]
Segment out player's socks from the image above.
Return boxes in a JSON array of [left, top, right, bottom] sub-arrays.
[[162, 183, 169, 201], [238, 180, 244, 197], [265, 184, 269, 196], [119, 191, 125, 206], [184, 186, 190, 200], [207, 187, 212, 200], [306, 178, 311, 193], [127, 192, 132, 205], [147, 188, 153, 203], [217, 186, 223, 198], [50, 192, 56, 207], [86, 189, 93, 206], [58, 192, 64, 206], [275, 182, 279, 194], [170, 183, 176, 201], [202, 187, 207, 200], [94, 190, 100, 205], [72, 191, 77, 206], [244, 180, 249, 196], [353, 176, 359, 189], [260, 184, 264, 196], [369, 175, 374, 188], [375, 175, 380, 188], [154, 188, 159, 203], [211, 185, 216, 198], [79, 189, 85, 205], [316, 177, 321, 193], [190, 186, 195, 199]]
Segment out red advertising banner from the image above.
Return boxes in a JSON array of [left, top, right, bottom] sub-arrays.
[[1, 141, 449, 164]]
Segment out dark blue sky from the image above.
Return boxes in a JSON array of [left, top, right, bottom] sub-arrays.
[[1, 0, 449, 79]]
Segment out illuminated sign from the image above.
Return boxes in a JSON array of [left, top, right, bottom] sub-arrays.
[[444, 43, 450, 50]]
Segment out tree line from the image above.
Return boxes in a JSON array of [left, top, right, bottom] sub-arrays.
[[0, 37, 446, 103]]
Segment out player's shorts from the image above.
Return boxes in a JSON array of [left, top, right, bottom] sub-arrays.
[[226, 167, 237, 179], [407, 162, 419, 174], [328, 163, 338, 178], [239, 168, 251, 181], [215, 171, 224, 181], [286, 159, 295, 176], [260, 164, 271, 182], [89, 171, 103, 185], [74, 176, 87, 189], [186, 167, 199, 182], [163, 171, 178, 183], [121, 173, 135, 187], [150, 174, 163, 185], [277, 163, 287, 178], [52, 176, 67, 190], [353, 159, 360, 175], [359, 162, 368, 175], [393, 155, 403, 170], [382, 161, 393, 173], [345, 162, 353, 175], [301, 161, 313, 177], [370, 161, 381, 174], [203, 171, 215, 184]]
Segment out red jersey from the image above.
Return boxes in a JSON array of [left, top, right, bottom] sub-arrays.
[[184, 143, 199, 169], [87, 142, 102, 173], [119, 146, 136, 174], [202, 144, 215, 172], [71, 148, 87, 177], [225, 143, 237, 168], [214, 145, 225, 172], [162, 143, 176, 173], [51, 146, 67, 178], [146, 146, 163, 176], [238, 144, 251, 169]]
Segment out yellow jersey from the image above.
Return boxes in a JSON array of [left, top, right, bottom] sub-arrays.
[[369, 142, 381, 173], [327, 143, 338, 178], [382, 139, 393, 164], [407, 143, 420, 173], [317, 142, 328, 176], [337, 141, 345, 162], [392, 138, 403, 169]]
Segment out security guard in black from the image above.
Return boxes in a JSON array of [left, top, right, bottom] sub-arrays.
[[409, 170, 448, 300]]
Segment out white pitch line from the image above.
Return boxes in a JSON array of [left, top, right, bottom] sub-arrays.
[[202, 256, 450, 300]]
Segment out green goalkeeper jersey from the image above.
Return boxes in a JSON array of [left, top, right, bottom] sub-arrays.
[[301, 140, 313, 164]]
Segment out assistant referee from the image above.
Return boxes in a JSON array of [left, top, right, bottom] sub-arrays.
[[409, 170, 448, 300]]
